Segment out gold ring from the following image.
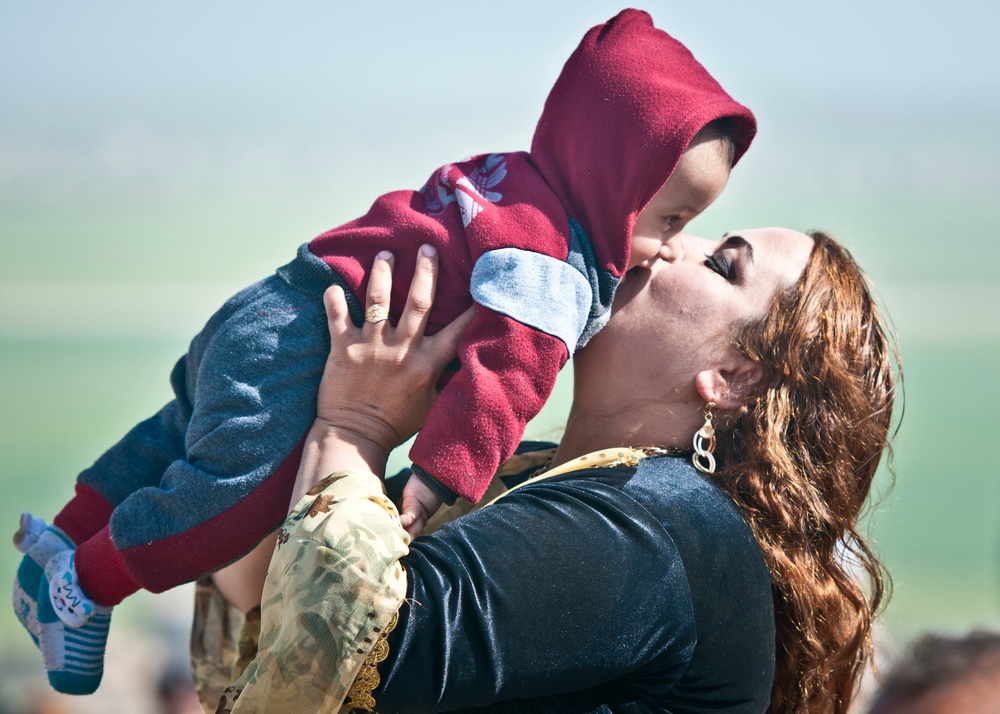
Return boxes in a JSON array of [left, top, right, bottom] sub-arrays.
[[365, 305, 389, 324]]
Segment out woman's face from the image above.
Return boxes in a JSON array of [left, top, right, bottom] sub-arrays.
[[589, 227, 815, 396]]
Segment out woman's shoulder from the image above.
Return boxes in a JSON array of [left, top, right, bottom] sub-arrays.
[[514, 454, 772, 614], [529, 454, 757, 548], [632, 457, 758, 540], [563, 456, 770, 583], [528, 455, 776, 708]]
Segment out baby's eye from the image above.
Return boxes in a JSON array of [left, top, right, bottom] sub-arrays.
[[663, 215, 681, 229], [703, 252, 733, 279]]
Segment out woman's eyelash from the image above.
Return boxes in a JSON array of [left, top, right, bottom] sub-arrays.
[[704, 253, 733, 279]]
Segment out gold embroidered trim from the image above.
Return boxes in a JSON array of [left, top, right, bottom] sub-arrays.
[[345, 609, 399, 713], [504, 445, 686, 498]]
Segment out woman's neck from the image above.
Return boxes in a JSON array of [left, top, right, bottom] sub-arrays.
[[556, 325, 706, 469], [551, 392, 698, 468]]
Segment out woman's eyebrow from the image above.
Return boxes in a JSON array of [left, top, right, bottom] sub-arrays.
[[721, 234, 754, 263]]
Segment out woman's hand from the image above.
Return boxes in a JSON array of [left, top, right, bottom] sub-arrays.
[[290, 245, 473, 507], [320, 244, 473, 450]]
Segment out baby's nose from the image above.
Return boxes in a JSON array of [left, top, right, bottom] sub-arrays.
[[660, 235, 688, 263]]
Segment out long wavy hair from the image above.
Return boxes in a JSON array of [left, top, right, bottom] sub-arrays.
[[714, 231, 898, 713]]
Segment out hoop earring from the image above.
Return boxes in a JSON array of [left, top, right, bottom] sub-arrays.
[[692, 401, 716, 474]]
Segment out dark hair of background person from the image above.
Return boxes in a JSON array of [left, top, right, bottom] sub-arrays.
[[868, 630, 1000, 713]]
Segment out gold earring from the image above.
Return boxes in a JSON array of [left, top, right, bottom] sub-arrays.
[[692, 401, 716, 474]]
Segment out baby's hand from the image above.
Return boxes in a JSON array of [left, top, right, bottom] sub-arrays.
[[399, 476, 443, 538]]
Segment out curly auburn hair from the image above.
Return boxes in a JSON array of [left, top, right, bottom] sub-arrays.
[[714, 231, 898, 714]]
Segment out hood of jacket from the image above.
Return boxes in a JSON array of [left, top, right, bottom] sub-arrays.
[[530, 9, 756, 275]]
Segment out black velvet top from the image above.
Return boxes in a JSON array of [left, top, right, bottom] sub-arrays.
[[376, 454, 776, 714]]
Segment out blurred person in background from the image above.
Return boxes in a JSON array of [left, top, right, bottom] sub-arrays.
[[868, 631, 1000, 714]]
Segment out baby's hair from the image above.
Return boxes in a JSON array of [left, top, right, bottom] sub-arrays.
[[687, 118, 736, 165]]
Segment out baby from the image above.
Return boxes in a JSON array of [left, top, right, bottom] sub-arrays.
[[12, 9, 755, 694]]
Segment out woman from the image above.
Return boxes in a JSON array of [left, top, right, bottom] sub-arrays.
[[205, 227, 896, 714]]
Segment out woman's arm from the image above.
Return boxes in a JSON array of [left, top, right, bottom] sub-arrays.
[[217, 246, 473, 713]]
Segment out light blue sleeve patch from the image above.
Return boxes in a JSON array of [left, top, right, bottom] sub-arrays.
[[470, 248, 592, 355]]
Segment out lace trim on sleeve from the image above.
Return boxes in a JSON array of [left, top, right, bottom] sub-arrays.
[[345, 609, 400, 713]]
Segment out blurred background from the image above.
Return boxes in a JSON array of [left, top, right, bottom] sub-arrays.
[[1, 1, 998, 711]]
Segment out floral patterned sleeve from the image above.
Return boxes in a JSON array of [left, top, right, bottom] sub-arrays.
[[216, 469, 410, 714]]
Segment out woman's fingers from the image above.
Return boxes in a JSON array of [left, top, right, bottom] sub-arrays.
[[364, 251, 395, 329], [397, 245, 439, 339], [348, 245, 467, 372], [395, 245, 471, 373], [312, 246, 473, 455], [323, 285, 352, 342]]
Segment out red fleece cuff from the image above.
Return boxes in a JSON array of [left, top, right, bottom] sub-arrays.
[[52, 484, 115, 545], [410, 464, 459, 505], [74, 525, 141, 607]]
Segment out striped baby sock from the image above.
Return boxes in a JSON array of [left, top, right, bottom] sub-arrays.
[[36, 550, 112, 695], [12, 513, 74, 647]]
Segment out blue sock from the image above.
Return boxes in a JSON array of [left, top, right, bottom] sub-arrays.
[[12, 514, 74, 648], [36, 550, 112, 695]]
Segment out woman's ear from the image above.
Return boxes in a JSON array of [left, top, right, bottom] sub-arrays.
[[694, 355, 762, 411]]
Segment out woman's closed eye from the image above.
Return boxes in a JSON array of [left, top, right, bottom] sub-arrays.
[[703, 252, 734, 279]]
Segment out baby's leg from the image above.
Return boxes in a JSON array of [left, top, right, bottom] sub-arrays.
[[13, 353, 191, 694], [75, 274, 330, 599], [12, 514, 73, 646], [36, 274, 330, 694], [59, 364, 192, 542], [35, 550, 112, 694]]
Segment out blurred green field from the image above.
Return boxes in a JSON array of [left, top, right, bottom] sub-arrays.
[[872, 338, 1000, 634], [3, 334, 998, 652]]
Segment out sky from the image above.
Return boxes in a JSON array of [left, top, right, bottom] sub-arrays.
[[3, 2, 997, 110], [2, 0, 998, 197]]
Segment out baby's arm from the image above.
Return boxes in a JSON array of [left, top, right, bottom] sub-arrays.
[[409, 309, 569, 504], [410, 244, 594, 504], [399, 475, 443, 537]]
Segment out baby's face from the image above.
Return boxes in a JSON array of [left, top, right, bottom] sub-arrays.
[[628, 138, 732, 269]]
